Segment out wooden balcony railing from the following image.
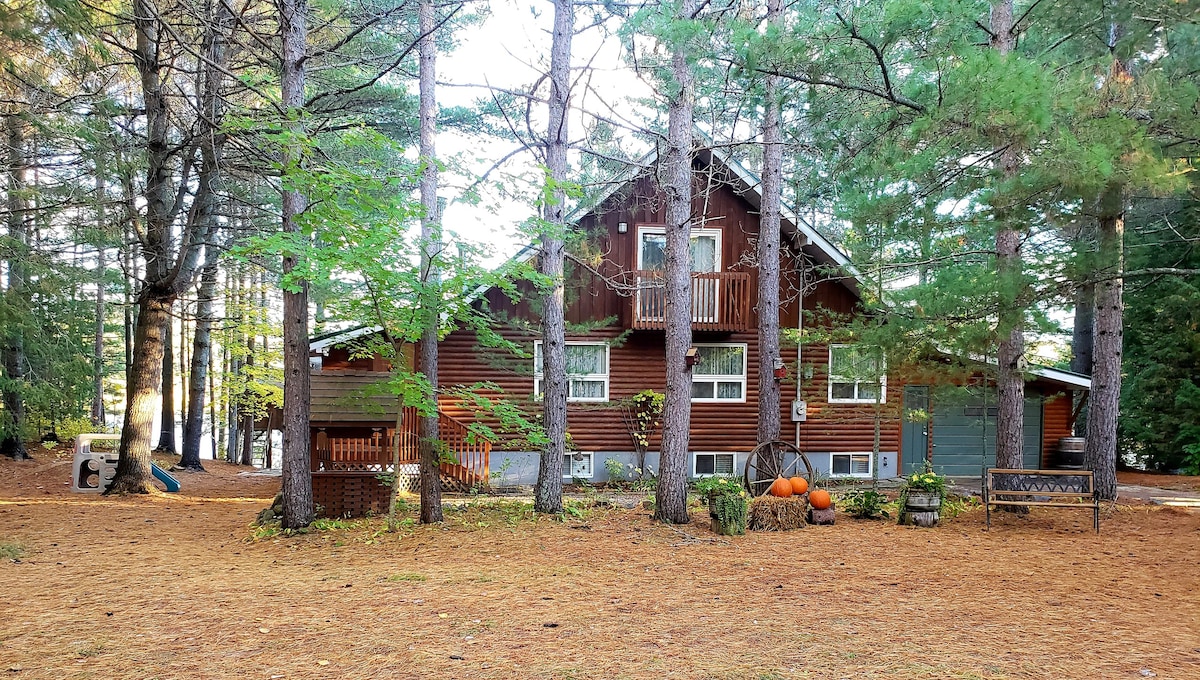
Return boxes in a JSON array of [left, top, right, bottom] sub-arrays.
[[311, 408, 490, 489], [631, 270, 752, 332]]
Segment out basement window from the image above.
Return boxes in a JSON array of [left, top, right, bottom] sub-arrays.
[[563, 452, 594, 480], [693, 452, 736, 477], [831, 453, 872, 478]]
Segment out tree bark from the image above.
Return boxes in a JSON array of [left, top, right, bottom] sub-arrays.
[[654, 0, 697, 525], [92, 171, 106, 428], [1087, 185, 1123, 500], [1, 112, 30, 460], [241, 324, 255, 466], [225, 270, 240, 463], [278, 0, 314, 529], [107, 296, 171, 493], [416, 0, 444, 524], [181, 244, 219, 471], [990, 0, 1024, 472], [154, 312, 177, 453], [534, 0, 573, 515], [1072, 282, 1094, 376], [756, 0, 783, 446]]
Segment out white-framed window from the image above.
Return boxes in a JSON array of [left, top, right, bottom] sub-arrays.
[[828, 344, 886, 404], [534, 341, 609, 402], [636, 226, 722, 273], [831, 452, 872, 478], [636, 226, 723, 324], [691, 343, 747, 402], [693, 452, 736, 477], [564, 451, 594, 479]]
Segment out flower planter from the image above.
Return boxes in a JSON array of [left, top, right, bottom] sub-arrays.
[[905, 491, 942, 512]]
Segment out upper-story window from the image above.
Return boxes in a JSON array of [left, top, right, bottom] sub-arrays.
[[828, 344, 886, 404], [637, 226, 723, 324], [534, 341, 609, 402], [637, 226, 721, 273], [691, 343, 747, 402]]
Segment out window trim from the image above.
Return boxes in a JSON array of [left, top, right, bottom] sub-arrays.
[[563, 451, 594, 480], [827, 344, 887, 404], [692, 452, 737, 477], [534, 341, 610, 403], [830, 452, 873, 478], [690, 343, 748, 404]]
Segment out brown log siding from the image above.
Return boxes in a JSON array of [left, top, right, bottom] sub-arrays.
[[1040, 388, 1075, 467]]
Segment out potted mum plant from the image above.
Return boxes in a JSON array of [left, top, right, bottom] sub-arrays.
[[900, 464, 947, 513], [695, 475, 749, 535]]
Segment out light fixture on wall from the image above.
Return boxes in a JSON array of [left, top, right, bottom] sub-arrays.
[[617, 221, 628, 234]]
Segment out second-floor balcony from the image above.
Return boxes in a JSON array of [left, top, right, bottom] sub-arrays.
[[631, 270, 752, 332]]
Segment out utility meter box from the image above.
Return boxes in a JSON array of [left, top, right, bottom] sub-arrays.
[[791, 400, 807, 422]]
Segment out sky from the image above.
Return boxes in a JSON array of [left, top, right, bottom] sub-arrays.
[[434, 0, 651, 265]]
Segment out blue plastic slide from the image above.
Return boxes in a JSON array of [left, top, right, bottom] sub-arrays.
[[151, 463, 181, 492]]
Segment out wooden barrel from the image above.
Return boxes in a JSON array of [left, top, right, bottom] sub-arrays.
[[903, 492, 941, 527], [905, 491, 942, 512], [1055, 437, 1086, 468]]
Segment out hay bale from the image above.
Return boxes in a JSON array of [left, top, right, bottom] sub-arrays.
[[749, 495, 808, 531]]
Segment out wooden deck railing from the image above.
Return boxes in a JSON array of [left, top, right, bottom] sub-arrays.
[[631, 270, 752, 332], [311, 408, 490, 488]]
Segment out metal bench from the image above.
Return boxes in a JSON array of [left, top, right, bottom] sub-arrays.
[[983, 468, 1101, 533]]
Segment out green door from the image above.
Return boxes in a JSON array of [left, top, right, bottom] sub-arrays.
[[929, 388, 1043, 477], [901, 386, 930, 475]]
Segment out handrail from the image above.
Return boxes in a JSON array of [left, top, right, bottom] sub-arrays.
[[631, 270, 751, 331], [310, 408, 491, 488]]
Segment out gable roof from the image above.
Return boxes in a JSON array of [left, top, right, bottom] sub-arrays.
[[564, 141, 857, 279]]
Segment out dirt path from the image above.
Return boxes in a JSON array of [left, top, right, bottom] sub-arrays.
[[2, 452, 1199, 679]]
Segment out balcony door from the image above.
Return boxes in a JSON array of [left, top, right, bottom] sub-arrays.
[[637, 226, 722, 323]]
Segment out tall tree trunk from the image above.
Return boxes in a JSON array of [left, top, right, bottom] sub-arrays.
[[109, 297, 172, 493], [278, 0, 314, 528], [154, 312, 177, 453], [208, 343, 218, 460], [1072, 282, 1094, 377], [181, 243, 219, 470], [654, 0, 697, 525], [756, 0, 783, 446], [92, 170, 106, 428], [1, 112, 30, 460], [533, 0, 573, 515], [1086, 189, 1124, 500], [990, 0, 1024, 471], [122, 170, 136, 389], [241, 324, 255, 466], [416, 0, 444, 524], [225, 266, 240, 462], [109, 0, 215, 492]]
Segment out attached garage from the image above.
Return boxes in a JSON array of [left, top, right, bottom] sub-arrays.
[[900, 367, 1090, 477]]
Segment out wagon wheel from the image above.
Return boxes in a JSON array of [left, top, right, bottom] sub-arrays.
[[744, 440, 814, 497]]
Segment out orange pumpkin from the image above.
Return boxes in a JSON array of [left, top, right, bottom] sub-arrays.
[[768, 476, 793, 498], [809, 489, 832, 510], [788, 476, 809, 495]]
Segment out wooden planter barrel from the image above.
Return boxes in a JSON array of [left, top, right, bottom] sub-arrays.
[[1054, 437, 1087, 469], [904, 491, 942, 527]]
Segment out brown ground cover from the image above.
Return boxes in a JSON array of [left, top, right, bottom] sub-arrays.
[[1, 450, 1199, 680], [1118, 470, 1200, 493]]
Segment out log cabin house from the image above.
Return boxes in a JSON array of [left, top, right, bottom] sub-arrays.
[[307, 145, 1089, 517]]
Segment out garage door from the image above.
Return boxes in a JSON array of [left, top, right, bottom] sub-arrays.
[[928, 389, 1042, 477]]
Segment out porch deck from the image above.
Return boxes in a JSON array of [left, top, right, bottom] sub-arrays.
[[311, 408, 491, 517]]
